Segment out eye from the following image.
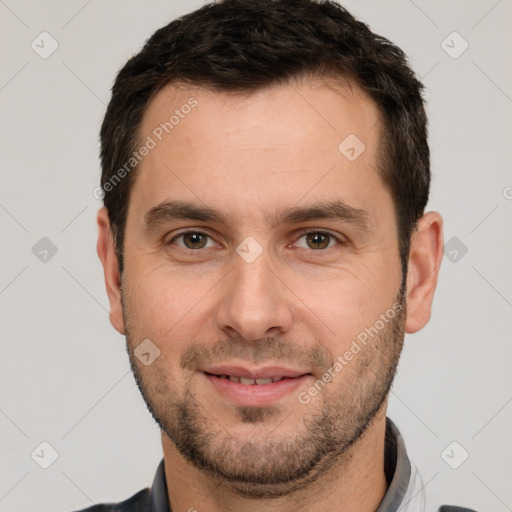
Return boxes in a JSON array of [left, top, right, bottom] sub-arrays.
[[294, 231, 342, 250], [170, 231, 217, 250]]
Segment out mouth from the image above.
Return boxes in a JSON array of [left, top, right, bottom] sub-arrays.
[[201, 366, 313, 406], [204, 373, 297, 385]]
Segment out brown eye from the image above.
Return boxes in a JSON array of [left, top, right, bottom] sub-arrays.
[[294, 231, 340, 250], [305, 232, 331, 250], [177, 232, 211, 249]]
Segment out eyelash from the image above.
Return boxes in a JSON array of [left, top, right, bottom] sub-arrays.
[[167, 228, 346, 251], [295, 229, 346, 250]]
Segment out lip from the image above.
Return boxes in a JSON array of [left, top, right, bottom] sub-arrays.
[[200, 365, 309, 380], [202, 368, 312, 407]]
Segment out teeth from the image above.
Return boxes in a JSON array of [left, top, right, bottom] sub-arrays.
[[255, 378, 273, 385], [220, 375, 285, 385]]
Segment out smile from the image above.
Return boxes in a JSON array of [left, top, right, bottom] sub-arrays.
[[205, 373, 288, 385], [202, 369, 312, 406]]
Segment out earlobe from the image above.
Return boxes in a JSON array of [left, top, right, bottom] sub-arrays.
[[404, 211, 444, 334], [96, 207, 126, 335]]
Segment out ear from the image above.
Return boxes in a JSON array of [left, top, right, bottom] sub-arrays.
[[404, 211, 444, 334], [97, 207, 125, 335]]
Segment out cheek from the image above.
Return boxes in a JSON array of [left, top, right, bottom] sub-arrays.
[[124, 266, 216, 346], [308, 283, 370, 335], [291, 267, 396, 348]]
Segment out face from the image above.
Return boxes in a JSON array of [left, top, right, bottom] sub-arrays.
[[105, 78, 412, 497]]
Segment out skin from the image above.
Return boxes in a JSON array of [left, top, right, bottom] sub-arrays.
[[97, 77, 443, 512]]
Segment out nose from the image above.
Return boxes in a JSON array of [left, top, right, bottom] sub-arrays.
[[215, 250, 293, 342]]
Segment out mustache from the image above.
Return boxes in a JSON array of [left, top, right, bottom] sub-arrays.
[[180, 335, 332, 373]]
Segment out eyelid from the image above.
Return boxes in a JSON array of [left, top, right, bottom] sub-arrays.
[[166, 228, 219, 248], [165, 227, 348, 250], [293, 228, 348, 247]]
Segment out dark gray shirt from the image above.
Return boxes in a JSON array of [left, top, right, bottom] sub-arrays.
[[76, 418, 478, 512]]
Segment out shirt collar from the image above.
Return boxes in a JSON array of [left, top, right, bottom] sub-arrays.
[[149, 458, 170, 512], [149, 417, 425, 512], [376, 417, 426, 512]]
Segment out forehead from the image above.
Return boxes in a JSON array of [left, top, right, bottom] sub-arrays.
[[132, 77, 388, 224]]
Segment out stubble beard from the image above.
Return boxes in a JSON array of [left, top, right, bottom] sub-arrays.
[[123, 289, 406, 498]]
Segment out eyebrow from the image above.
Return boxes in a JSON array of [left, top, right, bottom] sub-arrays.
[[144, 199, 372, 232]]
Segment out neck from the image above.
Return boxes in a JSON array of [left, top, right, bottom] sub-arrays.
[[161, 408, 389, 512]]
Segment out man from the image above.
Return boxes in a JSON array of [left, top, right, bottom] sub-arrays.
[[86, 0, 478, 510]]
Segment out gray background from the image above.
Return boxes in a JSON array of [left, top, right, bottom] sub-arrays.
[[0, 1, 511, 511]]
